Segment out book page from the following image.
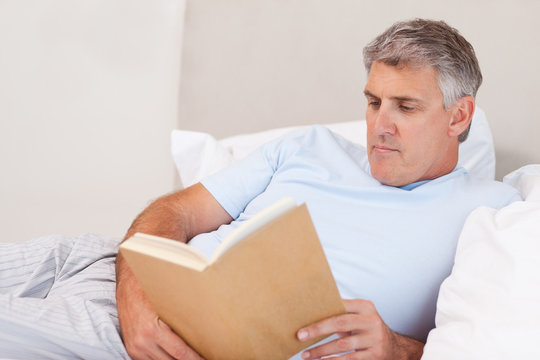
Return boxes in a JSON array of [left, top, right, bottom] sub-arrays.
[[209, 197, 296, 263], [122, 233, 209, 271]]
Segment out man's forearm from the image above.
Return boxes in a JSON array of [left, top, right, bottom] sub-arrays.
[[116, 189, 191, 286], [123, 191, 192, 243], [116, 183, 233, 288], [122, 183, 233, 243]]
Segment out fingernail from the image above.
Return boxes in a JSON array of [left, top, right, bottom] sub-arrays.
[[298, 329, 308, 341], [301, 350, 310, 359]]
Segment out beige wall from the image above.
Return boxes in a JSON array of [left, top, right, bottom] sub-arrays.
[[179, 0, 540, 179], [0, 1, 185, 242]]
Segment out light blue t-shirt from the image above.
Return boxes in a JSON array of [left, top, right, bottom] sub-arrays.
[[190, 126, 520, 343]]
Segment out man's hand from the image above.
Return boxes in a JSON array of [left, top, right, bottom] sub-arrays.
[[116, 260, 203, 360], [297, 299, 424, 360]]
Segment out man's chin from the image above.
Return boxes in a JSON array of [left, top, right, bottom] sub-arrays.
[[370, 167, 408, 187], [376, 177, 405, 187]]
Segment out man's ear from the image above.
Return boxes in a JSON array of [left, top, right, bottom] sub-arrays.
[[448, 96, 475, 138]]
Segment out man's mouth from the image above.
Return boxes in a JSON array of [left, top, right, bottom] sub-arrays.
[[372, 145, 399, 154]]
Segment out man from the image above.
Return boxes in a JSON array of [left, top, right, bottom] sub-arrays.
[[116, 19, 519, 360]]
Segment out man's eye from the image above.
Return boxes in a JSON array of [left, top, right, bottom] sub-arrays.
[[368, 101, 381, 108], [400, 105, 414, 112]]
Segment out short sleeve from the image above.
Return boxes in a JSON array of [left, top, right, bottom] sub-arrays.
[[200, 143, 276, 219]]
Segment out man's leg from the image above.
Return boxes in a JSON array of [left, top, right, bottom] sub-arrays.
[[0, 234, 130, 359]]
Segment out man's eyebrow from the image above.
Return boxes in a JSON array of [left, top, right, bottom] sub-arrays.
[[390, 96, 424, 104], [363, 90, 424, 104], [363, 90, 378, 98]]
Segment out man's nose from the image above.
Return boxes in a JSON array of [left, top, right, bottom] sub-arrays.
[[370, 105, 397, 136]]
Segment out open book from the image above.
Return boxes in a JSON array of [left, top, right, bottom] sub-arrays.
[[119, 198, 345, 360]]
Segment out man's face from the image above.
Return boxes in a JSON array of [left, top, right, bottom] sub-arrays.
[[364, 61, 458, 187]]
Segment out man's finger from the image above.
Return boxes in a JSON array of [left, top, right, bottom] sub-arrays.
[[157, 319, 204, 360], [148, 344, 176, 360], [343, 299, 378, 314], [300, 333, 374, 360], [297, 313, 370, 342]]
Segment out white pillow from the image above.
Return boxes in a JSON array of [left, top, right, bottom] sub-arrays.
[[171, 107, 494, 187], [422, 165, 540, 360], [501, 164, 540, 201]]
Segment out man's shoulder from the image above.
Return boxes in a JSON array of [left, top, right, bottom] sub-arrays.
[[271, 124, 356, 145], [418, 168, 520, 210], [456, 171, 522, 208]]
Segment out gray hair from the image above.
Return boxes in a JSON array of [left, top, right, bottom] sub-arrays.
[[363, 19, 482, 142]]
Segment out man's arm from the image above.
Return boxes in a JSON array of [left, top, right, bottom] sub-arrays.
[[116, 183, 233, 360], [297, 299, 424, 360]]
